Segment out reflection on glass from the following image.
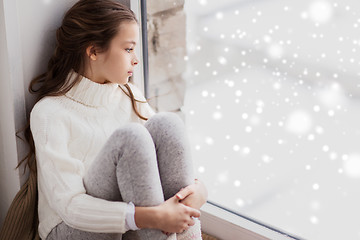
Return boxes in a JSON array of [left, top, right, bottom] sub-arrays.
[[183, 1, 360, 239]]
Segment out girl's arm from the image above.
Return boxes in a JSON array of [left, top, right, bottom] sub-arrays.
[[175, 179, 208, 210], [31, 104, 129, 234], [135, 195, 200, 233]]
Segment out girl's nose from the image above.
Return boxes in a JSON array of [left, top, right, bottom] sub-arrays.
[[132, 59, 138, 65]]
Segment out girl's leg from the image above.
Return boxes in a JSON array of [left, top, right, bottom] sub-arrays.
[[145, 112, 202, 240], [144, 112, 194, 200], [46, 221, 120, 240], [47, 123, 174, 240]]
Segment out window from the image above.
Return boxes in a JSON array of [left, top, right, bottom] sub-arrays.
[[183, 1, 360, 239]]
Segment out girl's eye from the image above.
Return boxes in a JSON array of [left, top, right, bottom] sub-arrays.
[[126, 48, 133, 53]]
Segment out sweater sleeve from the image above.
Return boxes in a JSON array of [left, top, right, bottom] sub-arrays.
[[30, 105, 128, 233]]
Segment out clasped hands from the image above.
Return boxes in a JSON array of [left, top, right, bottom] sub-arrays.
[[160, 179, 208, 235]]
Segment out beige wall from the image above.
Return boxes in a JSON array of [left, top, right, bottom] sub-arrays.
[[146, 0, 187, 113]]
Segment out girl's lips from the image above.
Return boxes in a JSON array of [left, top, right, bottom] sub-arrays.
[[128, 71, 133, 76]]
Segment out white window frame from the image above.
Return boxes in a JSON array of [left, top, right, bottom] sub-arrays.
[[200, 202, 302, 240], [132, 0, 150, 98]]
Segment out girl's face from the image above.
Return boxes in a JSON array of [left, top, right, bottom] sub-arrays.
[[88, 21, 139, 85]]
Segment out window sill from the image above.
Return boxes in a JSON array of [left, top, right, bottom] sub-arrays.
[[200, 201, 301, 240]]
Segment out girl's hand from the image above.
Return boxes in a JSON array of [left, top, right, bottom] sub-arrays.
[[175, 179, 208, 210], [155, 195, 201, 233]]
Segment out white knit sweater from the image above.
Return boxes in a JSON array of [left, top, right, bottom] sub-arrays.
[[30, 75, 155, 239]]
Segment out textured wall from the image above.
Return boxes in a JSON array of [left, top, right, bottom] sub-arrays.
[[146, 0, 187, 113]]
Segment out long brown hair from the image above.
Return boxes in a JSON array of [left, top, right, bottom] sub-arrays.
[[19, 0, 148, 173]]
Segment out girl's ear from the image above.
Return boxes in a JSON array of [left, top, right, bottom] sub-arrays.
[[86, 45, 97, 61]]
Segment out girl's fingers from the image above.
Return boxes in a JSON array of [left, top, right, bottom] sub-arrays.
[[162, 231, 171, 236], [187, 206, 201, 218], [176, 186, 193, 200], [188, 218, 195, 226]]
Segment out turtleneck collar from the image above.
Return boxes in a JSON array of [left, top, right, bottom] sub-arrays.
[[65, 72, 119, 107]]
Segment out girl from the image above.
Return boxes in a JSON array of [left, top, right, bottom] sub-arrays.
[[26, 0, 207, 239]]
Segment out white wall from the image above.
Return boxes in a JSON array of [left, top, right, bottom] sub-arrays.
[[17, 0, 77, 114], [0, 0, 80, 227], [0, 0, 22, 227]]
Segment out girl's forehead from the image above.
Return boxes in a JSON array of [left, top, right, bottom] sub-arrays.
[[115, 21, 139, 43]]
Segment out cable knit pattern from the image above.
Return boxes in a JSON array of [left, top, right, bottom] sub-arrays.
[[30, 75, 155, 239], [176, 218, 202, 240]]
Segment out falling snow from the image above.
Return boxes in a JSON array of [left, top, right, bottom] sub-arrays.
[[183, 0, 360, 240]]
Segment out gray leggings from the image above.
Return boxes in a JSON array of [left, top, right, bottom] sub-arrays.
[[46, 112, 194, 240]]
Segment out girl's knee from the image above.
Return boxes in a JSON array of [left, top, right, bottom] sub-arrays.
[[146, 112, 184, 129], [111, 123, 152, 144]]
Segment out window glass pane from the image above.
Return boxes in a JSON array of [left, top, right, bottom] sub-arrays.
[[183, 1, 360, 239]]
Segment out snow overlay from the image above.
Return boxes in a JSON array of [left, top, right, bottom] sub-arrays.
[[183, 0, 360, 239]]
